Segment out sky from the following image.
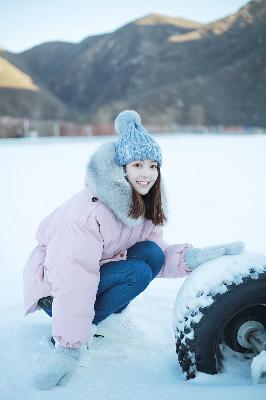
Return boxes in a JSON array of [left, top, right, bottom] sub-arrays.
[[1, 0, 250, 53]]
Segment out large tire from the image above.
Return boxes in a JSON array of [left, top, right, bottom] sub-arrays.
[[174, 268, 266, 380]]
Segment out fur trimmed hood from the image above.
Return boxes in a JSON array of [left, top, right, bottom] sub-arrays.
[[84, 141, 168, 227]]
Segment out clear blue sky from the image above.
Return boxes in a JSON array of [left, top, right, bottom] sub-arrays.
[[1, 0, 250, 53]]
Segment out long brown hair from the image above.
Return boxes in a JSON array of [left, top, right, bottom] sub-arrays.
[[124, 166, 167, 226]]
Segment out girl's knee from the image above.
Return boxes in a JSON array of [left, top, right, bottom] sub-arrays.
[[144, 240, 165, 267]]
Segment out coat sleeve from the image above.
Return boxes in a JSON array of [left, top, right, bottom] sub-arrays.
[[44, 215, 104, 348], [147, 224, 193, 278]]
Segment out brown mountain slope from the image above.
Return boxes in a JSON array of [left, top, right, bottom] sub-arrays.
[[0, 53, 70, 118], [0, 56, 38, 90], [133, 13, 203, 29]]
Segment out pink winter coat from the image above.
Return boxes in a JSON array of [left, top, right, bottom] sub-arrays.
[[23, 141, 192, 348]]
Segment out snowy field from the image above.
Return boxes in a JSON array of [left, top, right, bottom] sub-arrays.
[[0, 133, 266, 399]]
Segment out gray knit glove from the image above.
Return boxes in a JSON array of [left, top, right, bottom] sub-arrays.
[[33, 346, 81, 390], [184, 241, 245, 270]]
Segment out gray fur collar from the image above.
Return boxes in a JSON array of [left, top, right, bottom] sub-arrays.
[[84, 141, 168, 227]]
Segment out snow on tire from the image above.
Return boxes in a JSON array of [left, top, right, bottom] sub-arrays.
[[172, 251, 266, 380]]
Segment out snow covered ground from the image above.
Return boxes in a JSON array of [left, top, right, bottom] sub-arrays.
[[0, 133, 266, 399]]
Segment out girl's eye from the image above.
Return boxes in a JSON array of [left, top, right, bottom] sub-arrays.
[[133, 163, 157, 168]]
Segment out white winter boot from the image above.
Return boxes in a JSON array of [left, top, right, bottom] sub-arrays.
[[95, 312, 147, 346]]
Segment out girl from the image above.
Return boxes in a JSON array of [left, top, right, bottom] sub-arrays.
[[23, 110, 244, 390]]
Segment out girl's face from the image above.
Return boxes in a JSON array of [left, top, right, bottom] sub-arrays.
[[125, 159, 159, 195]]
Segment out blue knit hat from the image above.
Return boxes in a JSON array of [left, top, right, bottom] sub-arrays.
[[114, 110, 162, 166]]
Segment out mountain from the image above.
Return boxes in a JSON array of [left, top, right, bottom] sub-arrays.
[[0, 51, 71, 119], [131, 13, 202, 29], [0, 0, 265, 127]]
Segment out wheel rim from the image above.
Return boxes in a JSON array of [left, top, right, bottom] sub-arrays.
[[221, 304, 266, 353]]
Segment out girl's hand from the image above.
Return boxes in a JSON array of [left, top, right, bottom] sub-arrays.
[[184, 241, 245, 270], [33, 346, 81, 390]]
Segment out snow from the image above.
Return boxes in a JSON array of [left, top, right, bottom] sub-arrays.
[[1, 133, 266, 399], [251, 351, 266, 384]]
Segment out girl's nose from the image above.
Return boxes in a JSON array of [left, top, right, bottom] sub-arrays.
[[142, 171, 150, 178], [143, 167, 151, 175]]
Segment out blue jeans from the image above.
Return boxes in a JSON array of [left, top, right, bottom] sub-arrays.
[[38, 240, 165, 325]]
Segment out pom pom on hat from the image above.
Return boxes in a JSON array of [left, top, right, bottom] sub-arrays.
[[114, 109, 162, 166], [115, 110, 141, 136]]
